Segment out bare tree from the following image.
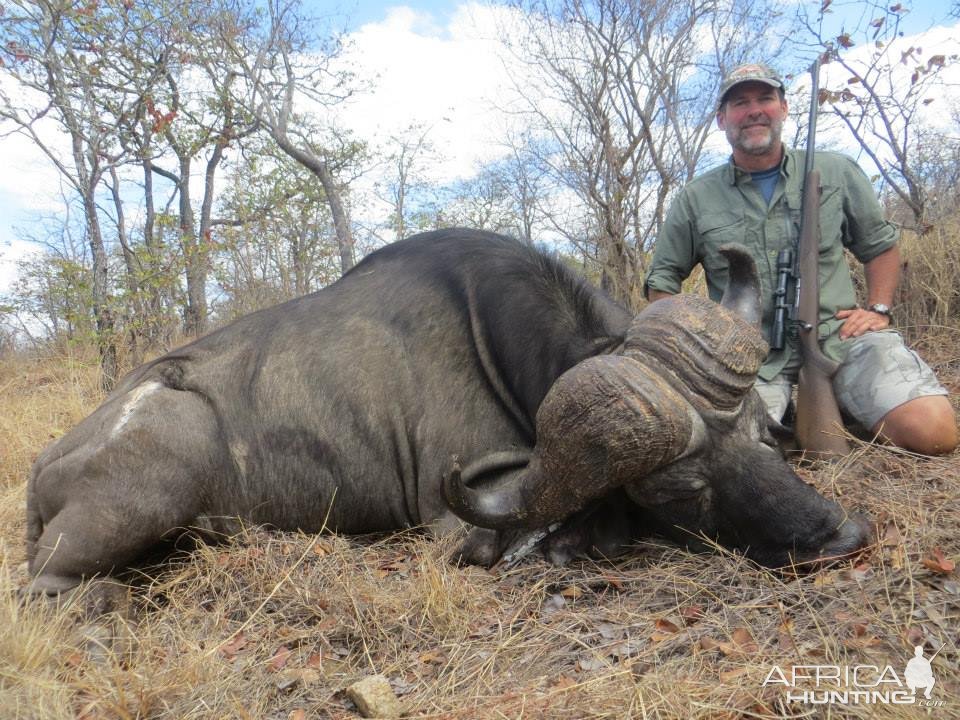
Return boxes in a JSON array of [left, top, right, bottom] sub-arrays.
[[214, 141, 343, 316], [0, 0, 131, 386], [217, 0, 361, 275], [501, 0, 787, 306], [801, 0, 958, 230], [373, 123, 438, 242]]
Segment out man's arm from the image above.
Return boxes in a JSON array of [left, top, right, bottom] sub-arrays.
[[835, 244, 900, 339], [644, 193, 697, 301]]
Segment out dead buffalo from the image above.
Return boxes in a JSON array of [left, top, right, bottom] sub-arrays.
[[25, 229, 867, 596]]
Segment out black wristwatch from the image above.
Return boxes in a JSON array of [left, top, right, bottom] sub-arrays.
[[868, 303, 892, 318]]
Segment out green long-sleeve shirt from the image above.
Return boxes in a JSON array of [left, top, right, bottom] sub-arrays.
[[644, 147, 898, 380]]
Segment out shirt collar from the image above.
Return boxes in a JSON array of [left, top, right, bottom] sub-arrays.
[[723, 144, 793, 184]]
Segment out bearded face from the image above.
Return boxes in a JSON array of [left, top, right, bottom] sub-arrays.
[[718, 82, 788, 161]]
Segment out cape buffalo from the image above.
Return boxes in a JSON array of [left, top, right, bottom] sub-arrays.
[[25, 229, 867, 596]]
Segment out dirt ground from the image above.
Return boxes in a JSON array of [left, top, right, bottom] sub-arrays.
[[1, 349, 958, 719]]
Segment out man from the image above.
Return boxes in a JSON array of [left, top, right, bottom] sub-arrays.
[[644, 63, 957, 456]]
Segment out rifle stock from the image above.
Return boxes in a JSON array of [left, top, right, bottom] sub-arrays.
[[794, 168, 850, 457]]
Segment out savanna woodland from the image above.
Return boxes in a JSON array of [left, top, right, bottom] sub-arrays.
[[1, 0, 959, 717]]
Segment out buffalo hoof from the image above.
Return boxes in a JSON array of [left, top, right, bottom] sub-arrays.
[[450, 527, 504, 568], [20, 576, 132, 620]]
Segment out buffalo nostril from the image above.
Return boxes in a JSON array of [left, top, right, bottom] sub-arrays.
[[819, 513, 872, 561]]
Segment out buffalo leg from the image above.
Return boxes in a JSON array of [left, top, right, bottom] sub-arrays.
[[25, 380, 227, 596]]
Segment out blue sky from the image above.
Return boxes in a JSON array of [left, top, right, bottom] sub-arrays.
[[333, 0, 459, 30], [330, 0, 958, 35]]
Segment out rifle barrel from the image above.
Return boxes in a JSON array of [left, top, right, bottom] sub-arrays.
[[805, 57, 821, 178]]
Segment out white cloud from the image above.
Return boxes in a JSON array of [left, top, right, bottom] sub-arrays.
[[0, 238, 41, 293], [335, 3, 520, 183]]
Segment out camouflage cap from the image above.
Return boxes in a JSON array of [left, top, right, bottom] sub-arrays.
[[718, 63, 784, 106]]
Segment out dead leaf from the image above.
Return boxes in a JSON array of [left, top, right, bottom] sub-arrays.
[[269, 645, 293, 672], [881, 521, 903, 547], [576, 656, 607, 672], [700, 630, 758, 657], [731, 628, 758, 655], [418, 649, 446, 665], [551, 675, 578, 690], [778, 619, 797, 652], [700, 635, 737, 656], [700, 636, 722, 652], [850, 562, 873, 581], [719, 666, 751, 682], [289, 710, 307, 720], [560, 585, 584, 600], [64, 651, 85, 668], [219, 631, 247, 661], [922, 548, 955, 575], [312, 539, 334, 556], [680, 605, 705, 626], [600, 575, 625, 591], [844, 634, 882, 650], [650, 617, 681, 644], [904, 626, 926, 645], [655, 618, 680, 634]]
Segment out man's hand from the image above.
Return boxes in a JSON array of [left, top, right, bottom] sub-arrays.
[[836, 307, 891, 339]]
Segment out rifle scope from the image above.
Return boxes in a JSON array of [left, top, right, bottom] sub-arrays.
[[770, 247, 795, 350]]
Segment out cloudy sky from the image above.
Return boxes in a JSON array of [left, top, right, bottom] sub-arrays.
[[0, 0, 957, 292]]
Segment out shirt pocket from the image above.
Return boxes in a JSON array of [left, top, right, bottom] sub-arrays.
[[818, 184, 845, 256], [697, 210, 745, 276], [820, 185, 847, 272]]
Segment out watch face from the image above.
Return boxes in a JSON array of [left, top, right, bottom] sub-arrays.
[[870, 304, 891, 315]]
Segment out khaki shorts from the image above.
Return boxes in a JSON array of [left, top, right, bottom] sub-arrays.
[[755, 330, 948, 430]]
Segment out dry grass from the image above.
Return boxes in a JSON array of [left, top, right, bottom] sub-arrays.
[[1, 342, 958, 719]]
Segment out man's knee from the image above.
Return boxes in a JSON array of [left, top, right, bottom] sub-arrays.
[[872, 396, 958, 456]]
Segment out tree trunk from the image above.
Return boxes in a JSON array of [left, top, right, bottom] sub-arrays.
[[273, 135, 355, 274], [82, 191, 118, 390]]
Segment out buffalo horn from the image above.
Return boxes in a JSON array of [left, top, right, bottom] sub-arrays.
[[623, 247, 768, 414], [718, 243, 762, 327], [444, 355, 701, 530]]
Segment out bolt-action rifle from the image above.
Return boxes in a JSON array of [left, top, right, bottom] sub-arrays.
[[775, 58, 850, 457]]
